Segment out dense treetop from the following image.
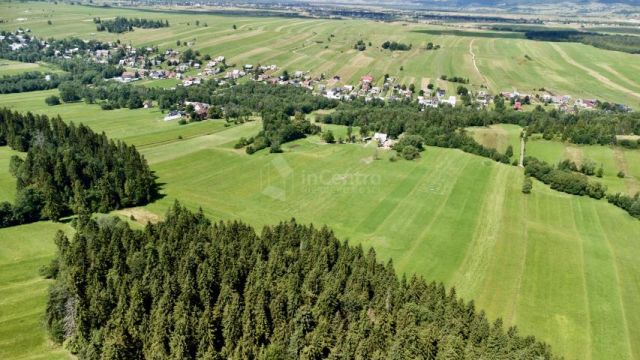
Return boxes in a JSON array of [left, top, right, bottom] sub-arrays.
[[46, 202, 558, 360], [94, 17, 169, 33], [0, 108, 158, 227]]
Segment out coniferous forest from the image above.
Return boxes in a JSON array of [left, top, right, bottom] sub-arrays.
[[45, 202, 558, 360], [0, 108, 157, 227]]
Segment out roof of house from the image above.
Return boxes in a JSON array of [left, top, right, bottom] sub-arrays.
[[361, 75, 374, 83]]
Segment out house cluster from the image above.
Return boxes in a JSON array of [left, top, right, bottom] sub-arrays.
[[225, 63, 280, 81], [371, 132, 397, 149], [418, 88, 457, 108], [0, 29, 35, 51], [162, 101, 211, 121]]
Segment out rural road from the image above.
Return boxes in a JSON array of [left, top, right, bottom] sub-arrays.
[[469, 39, 489, 87], [519, 130, 526, 167]]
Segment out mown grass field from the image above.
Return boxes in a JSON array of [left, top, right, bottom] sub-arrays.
[[2, 111, 640, 359], [467, 123, 522, 161], [137, 124, 640, 360], [2, 2, 640, 106], [1, 2, 640, 359], [526, 135, 640, 196], [0, 60, 60, 76], [0, 221, 73, 360], [0, 90, 231, 148], [468, 124, 640, 196]]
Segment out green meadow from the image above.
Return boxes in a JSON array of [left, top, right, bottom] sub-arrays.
[[2, 2, 640, 106], [1, 2, 640, 359], [467, 123, 523, 161], [0, 59, 60, 76], [139, 125, 640, 360], [0, 221, 73, 360], [468, 124, 640, 196], [2, 98, 640, 359], [526, 135, 640, 195]]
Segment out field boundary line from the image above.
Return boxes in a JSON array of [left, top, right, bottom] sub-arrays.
[[451, 165, 507, 297], [593, 207, 635, 359], [551, 43, 640, 100], [469, 39, 489, 87], [570, 199, 594, 360]]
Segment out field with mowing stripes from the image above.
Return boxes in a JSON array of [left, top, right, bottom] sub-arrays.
[[2, 2, 640, 359], [469, 125, 640, 196], [138, 125, 640, 360], [2, 111, 640, 359], [2, 2, 640, 106], [526, 136, 640, 196], [0, 222, 72, 360]]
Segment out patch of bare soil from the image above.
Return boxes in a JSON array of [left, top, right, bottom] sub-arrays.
[[115, 207, 162, 225]]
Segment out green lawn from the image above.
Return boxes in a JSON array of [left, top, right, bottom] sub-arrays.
[[526, 136, 640, 195], [467, 123, 522, 161], [1, 3, 640, 359], [1, 2, 640, 106], [0, 60, 61, 76], [0, 222, 73, 360], [133, 123, 640, 359], [0, 147, 21, 203]]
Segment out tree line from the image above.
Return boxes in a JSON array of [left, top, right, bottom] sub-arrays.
[[523, 157, 607, 199], [0, 108, 158, 227], [94, 17, 169, 33], [381, 41, 412, 51], [0, 71, 67, 94], [318, 100, 640, 219], [45, 202, 558, 359], [489, 27, 640, 54], [318, 101, 513, 164]]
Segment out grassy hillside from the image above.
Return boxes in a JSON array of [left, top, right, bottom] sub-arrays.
[[526, 136, 640, 195], [0, 222, 73, 360], [1, 116, 640, 358], [467, 125, 640, 196], [1, 3, 640, 106], [1, 3, 640, 359], [467, 123, 522, 161]]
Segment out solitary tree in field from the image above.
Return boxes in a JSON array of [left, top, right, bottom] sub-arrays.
[[402, 145, 419, 160], [323, 130, 335, 144], [522, 176, 533, 194], [505, 145, 514, 158]]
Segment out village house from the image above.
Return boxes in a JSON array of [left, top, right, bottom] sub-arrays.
[[164, 110, 183, 121], [514, 101, 523, 111], [361, 75, 374, 91], [185, 101, 210, 117], [226, 69, 246, 79], [576, 99, 597, 109], [373, 132, 387, 145]]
